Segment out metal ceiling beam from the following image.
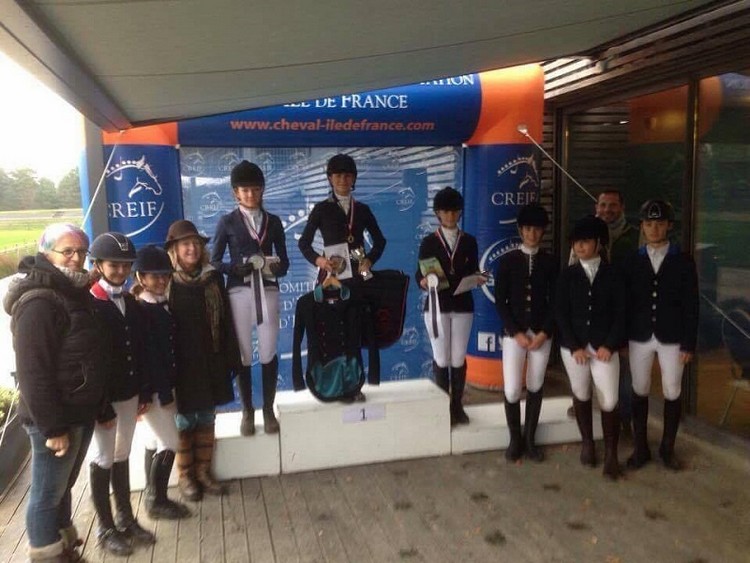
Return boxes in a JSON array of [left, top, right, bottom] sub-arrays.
[[0, 0, 131, 131]]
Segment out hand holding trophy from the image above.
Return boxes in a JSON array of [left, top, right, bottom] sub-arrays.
[[351, 246, 373, 281]]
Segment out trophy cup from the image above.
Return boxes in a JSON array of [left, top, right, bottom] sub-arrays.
[[351, 246, 373, 281]]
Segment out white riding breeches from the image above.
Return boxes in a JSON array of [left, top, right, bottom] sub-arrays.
[[561, 345, 620, 412], [423, 311, 473, 368], [229, 285, 280, 365], [501, 330, 552, 403], [629, 336, 684, 400]]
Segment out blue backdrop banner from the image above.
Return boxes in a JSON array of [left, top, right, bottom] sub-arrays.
[[463, 144, 541, 361], [179, 146, 463, 407], [103, 145, 184, 246], [178, 77, 482, 147]]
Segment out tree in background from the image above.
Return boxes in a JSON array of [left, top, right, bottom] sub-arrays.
[[57, 168, 82, 208], [0, 166, 81, 211]]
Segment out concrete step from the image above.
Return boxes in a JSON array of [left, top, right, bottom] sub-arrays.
[[451, 396, 601, 455]]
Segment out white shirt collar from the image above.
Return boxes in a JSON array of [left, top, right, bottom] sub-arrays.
[[520, 244, 539, 256]]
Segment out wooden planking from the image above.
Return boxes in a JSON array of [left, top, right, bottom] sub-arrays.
[[275, 472, 324, 563], [239, 478, 275, 563], [175, 492, 201, 563], [260, 476, 300, 562], [299, 470, 372, 563], [1, 440, 748, 563], [221, 480, 250, 563]]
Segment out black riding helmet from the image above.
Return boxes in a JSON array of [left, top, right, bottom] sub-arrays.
[[133, 245, 173, 274], [640, 199, 674, 222], [433, 187, 464, 212], [517, 203, 549, 228], [89, 232, 136, 262], [570, 215, 609, 247], [231, 160, 265, 188]]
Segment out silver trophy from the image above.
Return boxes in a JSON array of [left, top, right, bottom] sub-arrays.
[[351, 247, 373, 281]]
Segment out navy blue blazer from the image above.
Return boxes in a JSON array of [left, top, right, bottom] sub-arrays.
[[211, 208, 289, 290], [622, 244, 699, 351], [298, 195, 386, 266], [555, 261, 626, 352], [494, 249, 557, 337]]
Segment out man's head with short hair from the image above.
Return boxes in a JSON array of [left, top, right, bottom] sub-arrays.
[[595, 189, 625, 225]]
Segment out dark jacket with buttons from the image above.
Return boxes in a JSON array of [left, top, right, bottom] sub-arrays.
[[415, 230, 479, 313], [298, 195, 386, 266], [90, 283, 150, 404], [494, 249, 557, 336], [622, 244, 699, 351], [136, 299, 177, 406], [211, 208, 289, 290], [292, 286, 380, 394], [555, 261, 626, 352]]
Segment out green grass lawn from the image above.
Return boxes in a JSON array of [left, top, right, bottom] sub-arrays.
[[0, 209, 83, 276]]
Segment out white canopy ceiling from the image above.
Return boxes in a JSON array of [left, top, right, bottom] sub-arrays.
[[0, 0, 716, 131]]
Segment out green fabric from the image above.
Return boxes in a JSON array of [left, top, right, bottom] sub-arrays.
[[610, 223, 640, 265], [308, 356, 363, 400]]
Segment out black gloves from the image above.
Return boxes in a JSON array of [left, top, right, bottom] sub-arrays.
[[232, 262, 255, 277]]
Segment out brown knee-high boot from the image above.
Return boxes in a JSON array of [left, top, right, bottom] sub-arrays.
[[194, 424, 226, 496], [176, 429, 201, 501], [573, 397, 596, 467], [601, 409, 622, 479]]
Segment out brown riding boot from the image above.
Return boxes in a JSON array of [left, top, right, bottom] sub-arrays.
[[176, 429, 201, 502], [194, 424, 227, 496]]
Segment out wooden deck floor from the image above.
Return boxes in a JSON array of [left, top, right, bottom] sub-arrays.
[[1, 434, 749, 563]]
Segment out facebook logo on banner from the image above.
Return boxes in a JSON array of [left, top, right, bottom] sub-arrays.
[[477, 332, 497, 352]]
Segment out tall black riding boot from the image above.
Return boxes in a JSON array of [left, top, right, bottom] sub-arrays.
[[504, 399, 523, 462], [111, 460, 155, 545], [449, 363, 470, 425], [524, 389, 545, 462], [89, 463, 132, 556], [659, 398, 683, 471], [262, 355, 280, 434], [601, 409, 622, 479], [143, 448, 157, 511], [573, 398, 596, 467], [238, 365, 255, 436], [432, 361, 449, 393], [147, 450, 191, 520], [627, 392, 652, 469]]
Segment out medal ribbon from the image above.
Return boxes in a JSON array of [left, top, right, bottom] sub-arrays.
[[339, 196, 356, 243], [436, 228, 462, 275], [241, 209, 268, 247], [240, 209, 270, 325]]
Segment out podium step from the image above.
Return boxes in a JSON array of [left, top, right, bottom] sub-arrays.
[[278, 379, 451, 473], [117, 382, 594, 489], [127, 409, 280, 491], [451, 396, 603, 454]]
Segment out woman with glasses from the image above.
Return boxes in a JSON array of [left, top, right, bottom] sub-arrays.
[[3, 223, 109, 562]]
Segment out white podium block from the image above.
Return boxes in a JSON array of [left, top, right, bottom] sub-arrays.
[[451, 396, 603, 455], [278, 379, 450, 473], [126, 410, 280, 491], [213, 410, 281, 480]]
